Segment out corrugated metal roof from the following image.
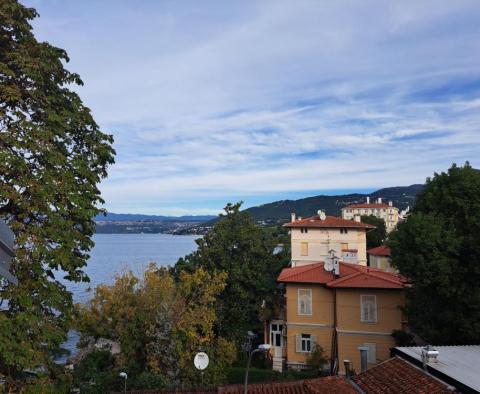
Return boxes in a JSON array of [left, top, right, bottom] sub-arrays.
[[395, 345, 480, 392]]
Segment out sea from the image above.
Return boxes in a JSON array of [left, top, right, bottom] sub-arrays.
[[57, 233, 199, 363]]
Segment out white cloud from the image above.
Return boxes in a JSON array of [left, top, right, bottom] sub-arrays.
[[26, 0, 480, 214]]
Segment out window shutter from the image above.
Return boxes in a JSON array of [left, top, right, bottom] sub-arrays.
[[295, 334, 301, 353], [365, 343, 376, 363], [361, 295, 377, 322], [311, 335, 317, 352]]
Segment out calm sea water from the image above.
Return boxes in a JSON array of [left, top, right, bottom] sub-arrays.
[[58, 233, 199, 362]]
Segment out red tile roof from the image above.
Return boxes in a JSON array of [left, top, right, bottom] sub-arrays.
[[278, 262, 407, 289], [220, 376, 357, 394], [284, 215, 375, 230], [354, 357, 454, 393], [343, 203, 391, 209], [367, 245, 391, 256], [147, 376, 356, 394]]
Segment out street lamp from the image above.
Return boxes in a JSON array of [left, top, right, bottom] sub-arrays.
[[119, 372, 127, 393], [244, 344, 271, 394]]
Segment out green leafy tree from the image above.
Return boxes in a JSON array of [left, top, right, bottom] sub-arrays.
[[0, 0, 115, 382], [360, 215, 386, 249], [174, 202, 289, 342], [75, 265, 236, 388], [388, 162, 480, 344]]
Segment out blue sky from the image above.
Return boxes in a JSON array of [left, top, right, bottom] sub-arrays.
[[26, 0, 480, 215]]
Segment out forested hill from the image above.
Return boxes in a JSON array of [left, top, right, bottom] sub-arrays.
[[94, 213, 216, 222], [244, 184, 424, 223]]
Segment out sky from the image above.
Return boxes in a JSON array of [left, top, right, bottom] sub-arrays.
[[25, 0, 480, 215]]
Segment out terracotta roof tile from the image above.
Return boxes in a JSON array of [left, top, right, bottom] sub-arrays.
[[367, 245, 391, 256], [354, 357, 455, 393], [283, 215, 375, 230], [278, 262, 407, 289], [219, 376, 356, 394]]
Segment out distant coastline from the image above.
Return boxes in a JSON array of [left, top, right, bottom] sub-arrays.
[[96, 184, 423, 234]]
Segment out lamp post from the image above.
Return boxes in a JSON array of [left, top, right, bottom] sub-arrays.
[[119, 372, 127, 393], [244, 344, 271, 394]]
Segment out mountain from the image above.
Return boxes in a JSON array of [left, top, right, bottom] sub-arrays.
[[243, 184, 423, 224], [94, 212, 216, 222]]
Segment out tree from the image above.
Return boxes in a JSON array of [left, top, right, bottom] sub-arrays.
[[75, 264, 236, 388], [388, 162, 480, 344], [360, 215, 386, 249], [173, 202, 289, 342], [0, 0, 115, 381]]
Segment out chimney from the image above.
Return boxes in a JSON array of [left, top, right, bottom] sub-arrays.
[[366, 196, 370, 204], [354, 214, 361, 223], [358, 346, 368, 373], [421, 346, 439, 370], [291, 213, 296, 223], [389, 201, 393, 207], [377, 197, 382, 204]]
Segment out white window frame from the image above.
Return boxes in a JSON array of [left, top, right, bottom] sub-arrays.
[[298, 288, 312, 316], [360, 295, 377, 323], [295, 333, 316, 353]]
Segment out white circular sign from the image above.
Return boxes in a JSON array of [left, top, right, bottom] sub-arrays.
[[194, 352, 209, 371]]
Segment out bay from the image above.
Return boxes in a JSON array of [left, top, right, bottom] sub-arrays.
[[58, 233, 199, 363]]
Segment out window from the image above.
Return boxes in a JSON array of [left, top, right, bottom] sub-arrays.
[[270, 323, 283, 347], [361, 295, 377, 323], [363, 343, 377, 363], [340, 228, 348, 234], [298, 289, 312, 315], [300, 227, 308, 234], [295, 333, 315, 352], [301, 242, 308, 256], [341, 242, 348, 251]]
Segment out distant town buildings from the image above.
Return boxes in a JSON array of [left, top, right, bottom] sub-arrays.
[[341, 196, 399, 233]]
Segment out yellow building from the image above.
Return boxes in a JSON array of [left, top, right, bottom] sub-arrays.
[[341, 197, 399, 233], [268, 262, 407, 374], [284, 210, 375, 266], [368, 245, 395, 272], [267, 211, 407, 375]]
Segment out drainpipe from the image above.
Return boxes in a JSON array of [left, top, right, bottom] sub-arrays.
[[330, 287, 338, 375]]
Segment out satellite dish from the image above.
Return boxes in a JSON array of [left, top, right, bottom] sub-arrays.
[[194, 352, 209, 371], [317, 210, 326, 221], [324, 258, 334, 272]]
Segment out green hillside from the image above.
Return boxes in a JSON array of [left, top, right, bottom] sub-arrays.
[[244, 184, 423, 224]]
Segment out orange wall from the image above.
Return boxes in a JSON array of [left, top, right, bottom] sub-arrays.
[[336, 289, 404, 332], [284, 284, 405, 371]]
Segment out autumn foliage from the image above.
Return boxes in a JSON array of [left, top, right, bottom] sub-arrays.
[[75, 264, 236, 388]]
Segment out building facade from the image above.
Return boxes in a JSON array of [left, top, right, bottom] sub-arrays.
[[284, 211, 374, 267], [368, 245, 395, 272], [266, 211, 408, 375], [341, 197, 399, 233]]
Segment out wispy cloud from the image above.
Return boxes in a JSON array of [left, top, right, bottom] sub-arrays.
[[27, 0, 480, 214]]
